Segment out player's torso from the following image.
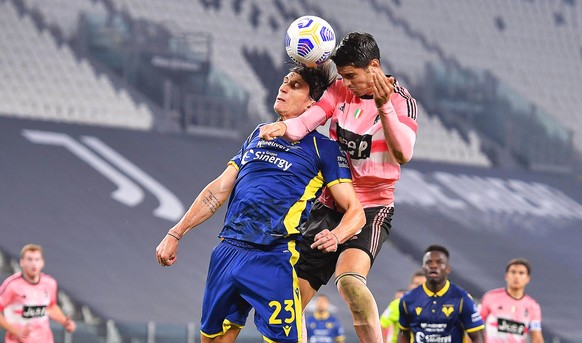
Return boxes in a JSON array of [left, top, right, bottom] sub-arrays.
[[404, 288, 467, 342], [1, 274, 56, 343], [326, 88, 399, 206], [223, 131, 348, 245], [484, 291, 539, 342], [307, 316, 340, 343]]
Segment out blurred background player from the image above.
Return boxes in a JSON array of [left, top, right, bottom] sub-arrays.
[[261, 31, 418, 343], [155, 65, 365, 343], [0, 244, 76, 343], [380, 270, 425, 343], [397, 245, 484, 343], [306, 294, 345, 343], [479, 258, 543, 343]]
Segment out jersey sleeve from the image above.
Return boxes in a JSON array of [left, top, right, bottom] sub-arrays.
[[283, 81, 341, 141], [229, 125, 260, 169], [397, 297, 411, 330], [0, 279, 13, 311], [391, 85, 418, 134], [461, 293, 485, 333], [478, 292, 491, 323], [529, 300, 542, 332], [315, 137, 352, 187]]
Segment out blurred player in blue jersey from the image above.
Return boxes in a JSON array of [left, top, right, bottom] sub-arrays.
[[155, 65, 365, 343], [397, 245, 485, 343], [306, 294, 345, 343]]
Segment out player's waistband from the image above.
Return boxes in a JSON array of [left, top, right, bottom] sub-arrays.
[[222, 238, 296, 252]]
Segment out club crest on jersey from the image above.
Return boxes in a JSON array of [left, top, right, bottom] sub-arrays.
[[415, 307, 422, 315], [442, 305, 454, 317]]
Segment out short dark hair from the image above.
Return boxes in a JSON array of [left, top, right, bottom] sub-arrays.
[[505, 257, 531, 275], [424, 244, 450, 259], [331, 32, 380, 68], [291, 65, 333, 101]]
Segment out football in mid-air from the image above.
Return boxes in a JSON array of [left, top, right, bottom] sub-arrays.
[[285, 15, 336, 68]]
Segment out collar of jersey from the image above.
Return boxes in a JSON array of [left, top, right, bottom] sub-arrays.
[[314, 311, 331, 320], [422, 280, 450, 297]]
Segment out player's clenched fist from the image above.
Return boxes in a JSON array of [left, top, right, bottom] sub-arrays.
[[259, 122, 287, 141]]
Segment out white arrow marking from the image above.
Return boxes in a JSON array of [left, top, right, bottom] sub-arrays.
[[81, 136, 184, 221], [22, 130, 144, 207]]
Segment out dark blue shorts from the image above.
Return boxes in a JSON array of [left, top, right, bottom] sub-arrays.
[[200, 239, 302, 343]]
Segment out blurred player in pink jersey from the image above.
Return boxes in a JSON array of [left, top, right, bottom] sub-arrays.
[[0, 244, 75, 343], [480, 258, 543, 343], [261, 32, 418, 343]]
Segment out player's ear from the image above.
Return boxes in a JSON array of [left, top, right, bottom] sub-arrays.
[[369, 59, 380, 68]]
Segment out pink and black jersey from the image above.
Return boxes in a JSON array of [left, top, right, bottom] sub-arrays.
[[0, 272, 58, 343], [285, 78, 417, 208], [480, 288, 542, 343]]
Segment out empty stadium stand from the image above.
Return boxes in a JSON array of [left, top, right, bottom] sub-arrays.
[[2, 0, 582, 341]]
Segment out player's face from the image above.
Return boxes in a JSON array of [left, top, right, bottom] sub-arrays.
[[422, 251, 450, 285], [273, 72, 313, 120], [505, 264, 530, 291], [315, 296, 329, 312], [20, 250, 45, 281], [336, 59, 380, 97]]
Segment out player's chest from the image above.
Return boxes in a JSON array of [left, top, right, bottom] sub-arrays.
[[413, 298, 461, 323], [491, 303, 532, 324], [331, 101, 383, 137]]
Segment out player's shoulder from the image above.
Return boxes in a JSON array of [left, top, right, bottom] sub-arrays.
[[39, 273, 57, 286], [0, 272, 24, 291], [481, 287, 506, 299]]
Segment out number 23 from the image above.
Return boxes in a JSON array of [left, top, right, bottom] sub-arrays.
[[269, 300, 295, 324]]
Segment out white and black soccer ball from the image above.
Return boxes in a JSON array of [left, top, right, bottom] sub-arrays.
[[285, 15, 336, 68]]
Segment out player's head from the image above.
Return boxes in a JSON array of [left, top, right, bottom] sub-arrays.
[[20, 244, 45, 281], [331, 32, 381, 97], [422, 245, 451, 285], [274, 65, 331, 120], [409, 269, 426, 290], [394, 289, 407, 299], [314, 294, 330, 313], [504, 257, 531, 291]]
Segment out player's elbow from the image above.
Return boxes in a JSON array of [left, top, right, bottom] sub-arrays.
[[393, 150, 412, 165]]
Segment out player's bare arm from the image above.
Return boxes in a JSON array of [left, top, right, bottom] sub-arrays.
[[156, 166, 237, 266], [47, 304, 76, 333], [311, 182, 364, 253], [372, 67, 415, 164], [467, 329, 485, 343]]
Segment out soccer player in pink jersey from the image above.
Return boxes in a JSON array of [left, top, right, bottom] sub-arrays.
[[261, 32, 418, 343], [0, 244, 75, 343], [480, 258, 544, 343]]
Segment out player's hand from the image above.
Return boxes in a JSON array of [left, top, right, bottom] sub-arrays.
[[259, 122, 287, 141], [64, 317, 76, 333], [156, 234, 179, 267], [371, 67, 395, 109], [311, 229, 340, 253]]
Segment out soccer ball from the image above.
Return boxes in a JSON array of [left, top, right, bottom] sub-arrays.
[[285, 15, 336, 68]]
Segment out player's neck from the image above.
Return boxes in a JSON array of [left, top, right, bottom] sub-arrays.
[[506, 287, 525, 299], [22, 272, 40, 284]]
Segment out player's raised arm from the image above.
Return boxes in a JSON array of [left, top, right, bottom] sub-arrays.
[[156, 165, 237, 266], [372, 67, 417, 165]]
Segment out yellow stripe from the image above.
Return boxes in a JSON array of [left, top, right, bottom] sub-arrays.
[[326, 178, 352, 188], [313, 136, 320, 157], [465, 325, 485, 333], [289, 240, 302, 343], [227, 161, 239, 171], [200, 319, 244, 338], [283, 172, 324, 234]]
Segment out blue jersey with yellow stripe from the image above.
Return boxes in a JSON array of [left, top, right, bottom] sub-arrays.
[[398, 281, 485, 342], [221, 124, 352, 245]]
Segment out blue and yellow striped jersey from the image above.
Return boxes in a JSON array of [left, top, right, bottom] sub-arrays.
[[398, 281, 485, 342], [220, 124, 352, 246]]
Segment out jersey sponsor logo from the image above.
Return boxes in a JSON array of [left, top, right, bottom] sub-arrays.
[[497, 318, 526, 335], [22, 305, 47, 318], [419, 323, 447, 333], [415, 332, 452, 343], [338, 103, 346, 112], [283, 325, 292, 336], [335, 125, 372, 160], [241, 149, 293, 171], [257, 140, 290, 151], [337, 155, 349, 169], [415, 307, 422, 315], [441, 305, 454, 317]]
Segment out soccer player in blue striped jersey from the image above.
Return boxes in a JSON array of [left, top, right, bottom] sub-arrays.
[[397, 245, 485, 343], [156, 65, 365, 343]]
